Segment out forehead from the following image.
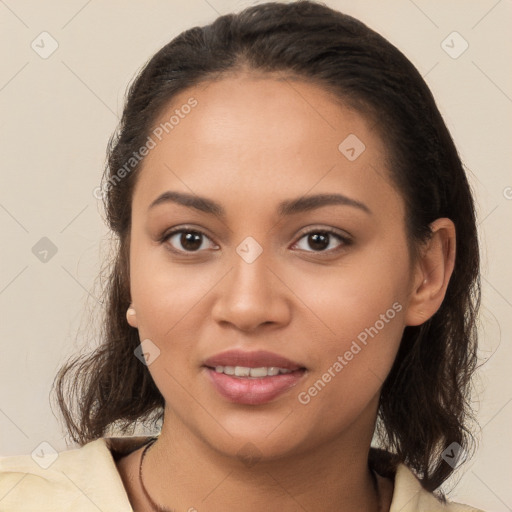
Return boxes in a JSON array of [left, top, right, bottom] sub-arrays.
[[132, 74, 402, 221], [149, 73, 374, 160]]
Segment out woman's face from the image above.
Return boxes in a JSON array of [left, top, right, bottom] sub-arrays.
[[128, 74, 419, 460]]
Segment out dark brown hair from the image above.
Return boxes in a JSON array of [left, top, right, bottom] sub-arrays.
[[54, 0, 480, 495]]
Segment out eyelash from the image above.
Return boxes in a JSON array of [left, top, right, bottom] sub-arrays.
[[160, 225, 352, 256]]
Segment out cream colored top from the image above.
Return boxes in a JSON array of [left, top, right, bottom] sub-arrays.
[[0, 437, 485, 511]]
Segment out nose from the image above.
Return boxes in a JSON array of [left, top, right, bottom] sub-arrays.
[[211, 251, 292, 332]]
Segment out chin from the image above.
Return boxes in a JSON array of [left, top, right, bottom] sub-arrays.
[[171, 405, 307, 461]]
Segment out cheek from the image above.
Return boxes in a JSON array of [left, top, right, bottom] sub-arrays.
[[288, 248, 409, 343], [128, 252, 207, 407], [288, 246, 409, 400], [294, 293, 405, 433], [129, 242, 220, 340]]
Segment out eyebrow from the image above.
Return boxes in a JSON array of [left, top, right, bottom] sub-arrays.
[[148, 191, 372, 217]]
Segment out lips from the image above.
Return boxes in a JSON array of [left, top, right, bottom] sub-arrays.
[[203, 350, 304, 371], [203, 350, 307, 405]]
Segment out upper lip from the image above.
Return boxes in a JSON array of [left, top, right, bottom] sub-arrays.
[[203, 350, 305, 370]]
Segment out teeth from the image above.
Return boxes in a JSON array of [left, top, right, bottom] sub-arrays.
[[235, 366, 250, 377], [213, 365, 294, 377], [250, 367, 270, 377]]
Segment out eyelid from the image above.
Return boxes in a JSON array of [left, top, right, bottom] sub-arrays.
[[291, 226, 353, 254], [160, 225, 219, 254]]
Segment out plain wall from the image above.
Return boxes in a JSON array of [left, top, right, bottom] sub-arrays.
[[1, 1, 511, 510]]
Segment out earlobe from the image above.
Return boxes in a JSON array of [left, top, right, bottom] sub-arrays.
[[126, 305, 138, 328], [404, 218, 456, 326]]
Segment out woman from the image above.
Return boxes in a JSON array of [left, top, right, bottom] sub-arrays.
[[0, 1, 484, 510]]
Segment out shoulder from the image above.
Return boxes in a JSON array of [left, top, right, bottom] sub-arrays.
[[389, 463, 486, 512], [0, 437, 141, 512]]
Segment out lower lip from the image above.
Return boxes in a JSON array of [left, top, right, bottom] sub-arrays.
[[205, 367, 306, 405]]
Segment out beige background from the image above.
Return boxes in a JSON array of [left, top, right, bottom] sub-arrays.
[[1, 0, 511, 510]]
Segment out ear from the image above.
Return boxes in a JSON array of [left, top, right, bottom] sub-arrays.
[[126, 305, 138, 328], [405, 218, 456, 326]]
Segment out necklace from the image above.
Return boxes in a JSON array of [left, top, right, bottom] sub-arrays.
[[139, 437, 172, 512], [139, 438, 383, 512]]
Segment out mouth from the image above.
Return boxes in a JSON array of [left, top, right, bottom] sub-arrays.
[[203, 350, 307, 405], [210, 365, 298, 377]]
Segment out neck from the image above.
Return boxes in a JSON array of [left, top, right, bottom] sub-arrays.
[[138, 403, 383, 512]]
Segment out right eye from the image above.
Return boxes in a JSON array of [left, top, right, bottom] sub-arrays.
[[162, 228, 219, 254]]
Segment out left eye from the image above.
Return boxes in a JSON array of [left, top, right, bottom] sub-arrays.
[[293, 230, 349, 253], [164, 230, 218, 253]]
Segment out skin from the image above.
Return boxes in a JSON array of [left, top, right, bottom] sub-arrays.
[[116, 73, 456, 511]]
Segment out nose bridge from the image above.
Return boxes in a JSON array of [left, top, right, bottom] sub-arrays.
[[233, 248, 272, 298], [211, 239, 290, 330]]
